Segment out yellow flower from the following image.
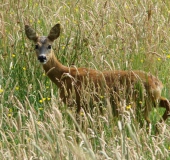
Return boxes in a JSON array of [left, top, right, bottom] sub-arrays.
[[39, 99, 43, 103], [12, 54, 16, 57], [22, 67, 26, 70], [43, 73, 46, 76], [35, 3, 38, 7], [100, 95, 104, 99], [8, 114, 12, 117], [42, 98, 46, 101], [47, 97, 51, 101], [74, 7, 79, 12], [166, 55, 170, 59], [9, 108, 13, 113], [157, 58, 161, 61], [80, 111, 84, 116], [0, 89, 3, 94], [37, 121, 42, 125], [37, 20, 41, 24], [139, 101, 143, 104], [141, 60, 143, 63], [38, 107, 43, 110], [124, 4, 129, 9], [126, 105, 131, 110], [15, 86, 19, 90], [46, 86, 49, 89]]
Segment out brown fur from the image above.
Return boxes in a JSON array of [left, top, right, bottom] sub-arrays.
[[25, 23, 170, 127]]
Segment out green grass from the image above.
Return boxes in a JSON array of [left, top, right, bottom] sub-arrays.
[[1, 0, 170, 159]]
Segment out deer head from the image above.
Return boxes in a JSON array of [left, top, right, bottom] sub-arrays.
[[25, 23, 60, 64]]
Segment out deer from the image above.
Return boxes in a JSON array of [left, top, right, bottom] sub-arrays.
[[25, 23, 170, 131]]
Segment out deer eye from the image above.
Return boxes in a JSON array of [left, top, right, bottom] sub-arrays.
[[35, 44, 39, 50], [47, 45, 51, 49]]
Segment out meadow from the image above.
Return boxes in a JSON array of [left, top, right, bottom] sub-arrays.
[[1, 0, 170, 159]]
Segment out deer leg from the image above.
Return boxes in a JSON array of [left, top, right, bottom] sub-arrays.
[[144, 115, 151, 124], [138, 107, 151, 130], [60, 86, 70, 104], [75, 88, 82, 124], [155, 97, 170, 134], [76, 100, 81, 123], [159, 97, 170, 122], [143, 113, 152, 133]]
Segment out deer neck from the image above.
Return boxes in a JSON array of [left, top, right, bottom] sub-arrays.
[[42, 52, 69, 86]]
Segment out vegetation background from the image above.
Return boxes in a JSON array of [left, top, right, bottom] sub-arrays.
[[0, 0, 170, 159]]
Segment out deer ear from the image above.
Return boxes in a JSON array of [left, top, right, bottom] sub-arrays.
[[48, 23, 60, 41], [25, 25, 38, 42]]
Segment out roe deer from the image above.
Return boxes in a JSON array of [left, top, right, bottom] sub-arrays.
[[25, 23, 170, 128]]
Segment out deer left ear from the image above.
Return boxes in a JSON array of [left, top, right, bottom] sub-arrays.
[[48, 23, 60, 41], [25, 25, 38, 42]]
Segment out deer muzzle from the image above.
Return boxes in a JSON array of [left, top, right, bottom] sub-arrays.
[[38, 55, 47, 64]]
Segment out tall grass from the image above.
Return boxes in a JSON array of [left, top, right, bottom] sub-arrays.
[[1, 0, 170, 159]]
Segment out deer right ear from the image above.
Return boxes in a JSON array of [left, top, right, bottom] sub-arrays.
[[25, 25, 38, 42], [48, 23, 60, 41]]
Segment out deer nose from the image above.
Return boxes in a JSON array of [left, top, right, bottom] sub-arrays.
[[38, 55, 47, 63]]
